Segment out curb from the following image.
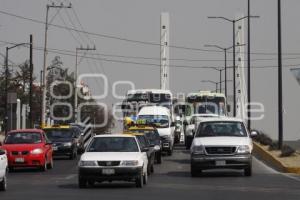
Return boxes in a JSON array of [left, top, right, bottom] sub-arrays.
[[253, 141, 300, 175]]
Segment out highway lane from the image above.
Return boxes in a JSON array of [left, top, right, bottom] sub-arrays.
[[1, 145, 300, 200]]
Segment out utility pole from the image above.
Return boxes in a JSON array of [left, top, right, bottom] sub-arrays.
[[29, 34, 33, 128], [41, 2, 72, 127], [40, 70, 43, 125], [75, 45, 96, 122], [4, 47, 8, 135], [278, 0, 283, 149]]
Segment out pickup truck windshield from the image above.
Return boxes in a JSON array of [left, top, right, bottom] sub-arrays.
[[196, 121, 247, 137]]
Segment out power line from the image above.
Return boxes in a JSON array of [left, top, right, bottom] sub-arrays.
[[2, 9, 300, 56]]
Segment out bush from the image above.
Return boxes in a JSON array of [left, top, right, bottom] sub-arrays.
[[255, 133, 273, 146], [269, 141, 279, 151], [281, 145, 296, 157]]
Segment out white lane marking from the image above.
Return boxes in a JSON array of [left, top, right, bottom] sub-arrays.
[[64, 174, 77, 180]]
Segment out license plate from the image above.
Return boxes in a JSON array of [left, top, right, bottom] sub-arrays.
[[53, 146, 58, 151], [15, 158, 24, 163], [102, 169, 115, 175], [215, 160, 226, 166]]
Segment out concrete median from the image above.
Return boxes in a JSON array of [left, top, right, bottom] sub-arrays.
[[253, 141, 300, 175]]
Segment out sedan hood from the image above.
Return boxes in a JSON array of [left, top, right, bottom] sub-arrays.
[[193, 137, 252, 147], [81, 152, 142, 161], [2, 143, 44, 152]]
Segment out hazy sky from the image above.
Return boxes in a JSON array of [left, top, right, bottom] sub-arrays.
[[1, 0, 300, 140]]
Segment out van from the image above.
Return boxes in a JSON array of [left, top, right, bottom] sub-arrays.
[[137, 106, 175, 155]]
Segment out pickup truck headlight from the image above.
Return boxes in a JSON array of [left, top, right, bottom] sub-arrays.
[[79, 160, 97, 167], [191, 145, 205, 155], [30, 148, 43, 155], [237, 145, 250, 154], [120, 160, 139, 166]]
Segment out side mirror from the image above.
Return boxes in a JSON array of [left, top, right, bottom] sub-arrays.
[[183, 121, 188, 126], [0, 149, 6, 156], [227, 104, 231, 113], [250, 130, 258, 138], [141, 147, 149, 152], [171, 122, 175, 127]]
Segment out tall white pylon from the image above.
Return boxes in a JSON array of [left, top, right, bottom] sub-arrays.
[[160, 12, 170, 90], [235, 14, 248, 122]]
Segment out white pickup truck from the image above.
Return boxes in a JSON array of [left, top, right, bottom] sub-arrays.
[[190, 118, 257, 177]]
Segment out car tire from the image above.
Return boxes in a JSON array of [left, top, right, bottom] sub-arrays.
[[191, 164, 201, 177], [40, 158, 48, 172], [78, 177, 87, 188], [156, 152, 162, 164], [0, 173, 7, 191], [244, 165, 252, 177], [143, 171, 148, 185], [69, 149, 77, 160], [47, 157, 54, 169], [135, 171, 144, 188]]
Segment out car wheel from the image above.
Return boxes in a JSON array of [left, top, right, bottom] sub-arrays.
[[40, 157, 47, 172], [78, 177, 87, 188], [135, 171, 144, 188], [0, 173, 7, 191], [150, 164, 154, 173], [244, 165, 252, 177], [47, 157, 54, 169], [143, 171, 148, 185], [191, 164, 201, 177], [156, 152, 162, 164]]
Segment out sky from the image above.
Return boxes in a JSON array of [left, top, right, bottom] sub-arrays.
[[0, 0, 300, 140]]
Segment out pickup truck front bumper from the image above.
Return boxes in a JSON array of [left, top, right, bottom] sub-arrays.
[[191, 154, 252, 170]]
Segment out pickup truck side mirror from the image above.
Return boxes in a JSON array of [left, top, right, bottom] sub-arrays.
[[250, 130, 259, 138]]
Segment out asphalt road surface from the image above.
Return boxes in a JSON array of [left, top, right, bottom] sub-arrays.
[[1, 145, 300, 200]]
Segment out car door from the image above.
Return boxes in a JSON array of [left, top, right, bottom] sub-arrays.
[[0, 149, 7, 177]]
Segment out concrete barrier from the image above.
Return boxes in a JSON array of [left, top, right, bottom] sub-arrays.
[[253, 141, 300, 175]]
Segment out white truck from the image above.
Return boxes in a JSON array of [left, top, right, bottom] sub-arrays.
[[137, 106, 175, 155]]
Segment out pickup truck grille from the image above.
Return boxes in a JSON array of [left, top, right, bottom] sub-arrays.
[[205, 146, 236, 155], [97, 161, 120, 166]]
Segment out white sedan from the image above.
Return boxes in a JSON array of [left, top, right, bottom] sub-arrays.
[[78, 134, 148, 188], [0, 148, 7, 191]]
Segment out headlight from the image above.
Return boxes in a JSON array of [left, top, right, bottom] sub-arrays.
[[191, 145, 205, 154], [79, 160, 97, 167], [31, 148, 43, 155], [63, 142, 72, 147], [237, 145, 250, 154], [120, 160, 139, 166]]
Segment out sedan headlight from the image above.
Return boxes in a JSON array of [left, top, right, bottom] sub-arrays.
[[120, 160, 139, 166], [191, 145, 205, 155], [79, 160, 97, 167], [31, 148, 43, 155], [237, 145, 251, 154], [63, 142, 72, 147]]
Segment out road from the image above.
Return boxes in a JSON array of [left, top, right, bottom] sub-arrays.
[[1, 145, 300, 200]]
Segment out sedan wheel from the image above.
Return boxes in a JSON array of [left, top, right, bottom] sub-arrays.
[[135, 172, 144, 188], [47, 157, 54, 169], [143, 171, 148, 185], [40, 157, 47, 172], [0, 174, 7, 191], [78, 178, 87, 189]]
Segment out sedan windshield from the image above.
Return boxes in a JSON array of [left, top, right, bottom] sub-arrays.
[[87, 137, 139, 152], [4, 132, 42, 144], [138, 115, 169, 128], [196, 121, 247, 137]]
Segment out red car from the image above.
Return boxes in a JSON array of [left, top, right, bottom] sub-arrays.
[[1, 129, 53, 171]]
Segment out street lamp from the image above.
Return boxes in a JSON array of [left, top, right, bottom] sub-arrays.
[[208, 15, 258, 117], [5, 42, 28, 134], [204, 44, 245, 98]]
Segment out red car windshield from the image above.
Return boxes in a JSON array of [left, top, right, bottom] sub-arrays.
[[4, 132, 42, 144]]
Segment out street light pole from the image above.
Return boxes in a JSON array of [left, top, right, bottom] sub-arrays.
[[74, 46, 96, 122], [278, 0, 283, 149], [29, 34, 33, 128]]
